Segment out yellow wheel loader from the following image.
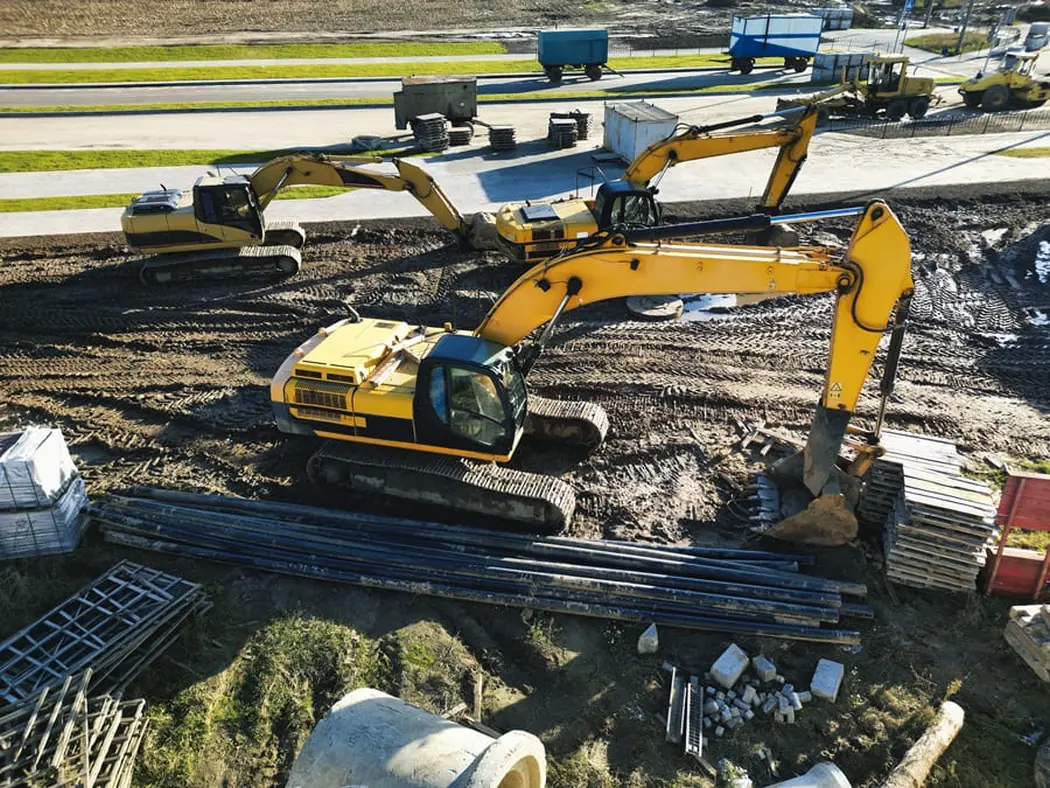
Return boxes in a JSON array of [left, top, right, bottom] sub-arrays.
[[122, 153, 485, 284], [493, 106, 819, 264], [777, 55, 938, 123], [271, 200, 915, 544], [959, 50, 1050, 111]]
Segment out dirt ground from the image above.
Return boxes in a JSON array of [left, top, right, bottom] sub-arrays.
[[1, 187, 1050, 786], [0, 0, 799, 40]]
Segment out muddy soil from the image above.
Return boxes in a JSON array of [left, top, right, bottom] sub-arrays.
[[1, 191, 1049, 786]]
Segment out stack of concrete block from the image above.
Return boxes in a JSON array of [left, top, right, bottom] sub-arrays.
[[547, 117, 579, 149], [858, 429, 997, 592], [673, 645, 842, 747], [1004, 604, 1050, 682], [488, 126, 517, 151], [0, 427, 88, 559]]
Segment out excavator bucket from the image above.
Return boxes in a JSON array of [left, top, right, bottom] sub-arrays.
[[760, 406, 861, 547]]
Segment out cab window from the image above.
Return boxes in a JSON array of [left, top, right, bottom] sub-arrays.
[[429, 364, 449, 423], [447, 367, 507, 447]]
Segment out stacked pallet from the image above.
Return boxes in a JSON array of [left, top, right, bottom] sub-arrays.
[[1004, 604, 1050, 682], [448, 125, 473, 146], [488, 125, 517, 151], [859, 430, 997, 592], [0, 670, 147, 788], [547, 117, 579, 149], [550, 110, 592, 140], [0, 561, 211, 705], [0, 427, 88, 559], [412, 113, 449, 152]]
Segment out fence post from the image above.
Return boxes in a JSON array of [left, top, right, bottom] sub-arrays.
[[983, 114, 991, 134], [1019, 111, 1026, 132]]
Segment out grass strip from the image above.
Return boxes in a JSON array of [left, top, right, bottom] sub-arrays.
[[0, 185, 352, 213], [904, 31, 988, 54], [995, 147, 1050, 158], [0, 53, 769, 84], [0, 148, 395, 172], [0, 42, 506, 64]]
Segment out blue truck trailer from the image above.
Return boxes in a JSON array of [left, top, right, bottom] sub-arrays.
[[729, 14, 823, 74], [537, 29, 609, 82]]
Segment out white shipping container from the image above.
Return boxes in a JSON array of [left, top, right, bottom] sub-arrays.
[[602, 101, 679, 163]]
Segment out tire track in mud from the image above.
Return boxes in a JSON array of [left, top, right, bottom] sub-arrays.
[[1, 201, 1048, 538]]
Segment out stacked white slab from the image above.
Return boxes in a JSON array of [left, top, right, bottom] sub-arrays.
[[0, 427, 88, 558], [860, 430, 997, 592]]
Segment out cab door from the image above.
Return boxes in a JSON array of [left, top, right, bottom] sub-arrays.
[[414, 361, 516, 458]]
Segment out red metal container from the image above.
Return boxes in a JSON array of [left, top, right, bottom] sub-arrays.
[[984, 472, 1050, 598]]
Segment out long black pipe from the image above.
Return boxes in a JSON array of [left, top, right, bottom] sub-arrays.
[[100, 530, 862, 645], [91, 508, 840, 623], [103, 497, 865, 597], [116, 494, 861, 595]]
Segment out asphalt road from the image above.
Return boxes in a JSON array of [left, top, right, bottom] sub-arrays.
[[0, 67, 812, 107]]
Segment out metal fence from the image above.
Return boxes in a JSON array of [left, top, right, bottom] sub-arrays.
[[826, 107, 1050, 138]]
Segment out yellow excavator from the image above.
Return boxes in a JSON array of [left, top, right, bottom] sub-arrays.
[[493, 106, 820, 264], [271, 200, 915, 544], [122, 153, 484, 284]]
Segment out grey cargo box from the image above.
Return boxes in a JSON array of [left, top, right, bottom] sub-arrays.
[[393, 76, 478, 130]]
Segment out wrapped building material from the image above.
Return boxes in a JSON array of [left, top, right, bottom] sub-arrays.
[[0, 475, 88, 559], [0, 427, 77, 510]]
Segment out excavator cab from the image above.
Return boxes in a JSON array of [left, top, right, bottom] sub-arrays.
[[592, 181, 662, 230], [192, 176, 264, 239], [867, 58, 903, 96], [413, 335, 528, 457]]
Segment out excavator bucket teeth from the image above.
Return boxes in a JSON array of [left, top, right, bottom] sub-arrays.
[[762, 493, 859, 547]]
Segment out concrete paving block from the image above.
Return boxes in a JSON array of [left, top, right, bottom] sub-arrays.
[[785, 706, 796, 724], [791, 692, 803, 711], [715, 726, 725, 737], [782, 684, 794, 696], [716, 691, 726, 701], [637, 623, 659, 654], [711, 644, 750, 689], [810, 658, 845, 702], [703, 716, 713, 729], [751, 655, 776, 683], [762, 696, 777, 714], [744, 709, 755, 721], [741, 685, 757, 705], [733, 698, 750, 712], [775, 675, 785, 684], [706, 686, 718, 696], [704, 699, 719, 716], [777, 694, 790, 713], [797, 691, 812, 703]]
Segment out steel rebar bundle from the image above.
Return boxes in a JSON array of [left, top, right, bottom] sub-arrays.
[[90, 489, 871, 645]]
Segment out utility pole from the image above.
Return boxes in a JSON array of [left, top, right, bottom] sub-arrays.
[[955, 0, 977, 55], [923, 0, 935, 29]]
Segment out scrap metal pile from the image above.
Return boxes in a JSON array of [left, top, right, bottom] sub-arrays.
[[0, 562, 209, 786], [91, 488, 872, 645]]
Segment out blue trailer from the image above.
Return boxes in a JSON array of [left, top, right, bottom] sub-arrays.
[[729, 14, 823, 74], [537, 29, 609, 82]]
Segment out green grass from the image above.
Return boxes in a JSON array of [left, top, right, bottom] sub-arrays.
[[0, 42, 506, 64], [905, 31, 989, 55], [0, 148, 398, 173], [0, 53, 767, 85], [0, 185, 352, 213], [996, 147, 1050, 158]]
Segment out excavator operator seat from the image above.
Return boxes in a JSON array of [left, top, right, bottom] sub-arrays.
[[413, 335, 527, 456], [192, 176, 263, 238], [594, 181, 661, 230]]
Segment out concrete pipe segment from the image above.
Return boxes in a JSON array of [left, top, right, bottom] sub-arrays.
[[766, 763, 852, 788], [285, 688, 546, 788]]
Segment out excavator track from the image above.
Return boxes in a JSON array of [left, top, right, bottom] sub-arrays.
[[262, 220, 306, 249], [305, 397, 608, 532], [525, 395, 610, 448], [138, 244, 302, 285]]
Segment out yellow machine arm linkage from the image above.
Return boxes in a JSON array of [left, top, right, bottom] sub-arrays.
[[247, 153, 470, 235], [475, 200, 914, 496], [622, 106, 819, 209]]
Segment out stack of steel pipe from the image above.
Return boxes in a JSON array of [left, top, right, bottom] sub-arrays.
[[90, 488, 871, 645]]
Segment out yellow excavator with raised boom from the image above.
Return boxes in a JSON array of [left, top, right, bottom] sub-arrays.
[[271, 200, 915, 544], [494, 106, 819, 263], [122, 153, 484, 284]]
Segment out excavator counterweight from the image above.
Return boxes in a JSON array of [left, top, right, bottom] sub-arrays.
[[272, 200, 915, 540]]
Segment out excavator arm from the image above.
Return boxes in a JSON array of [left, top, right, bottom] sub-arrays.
[[475, 200, 914, 497], [247, 152, 471, 236], [621, 107, 818, 210]]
